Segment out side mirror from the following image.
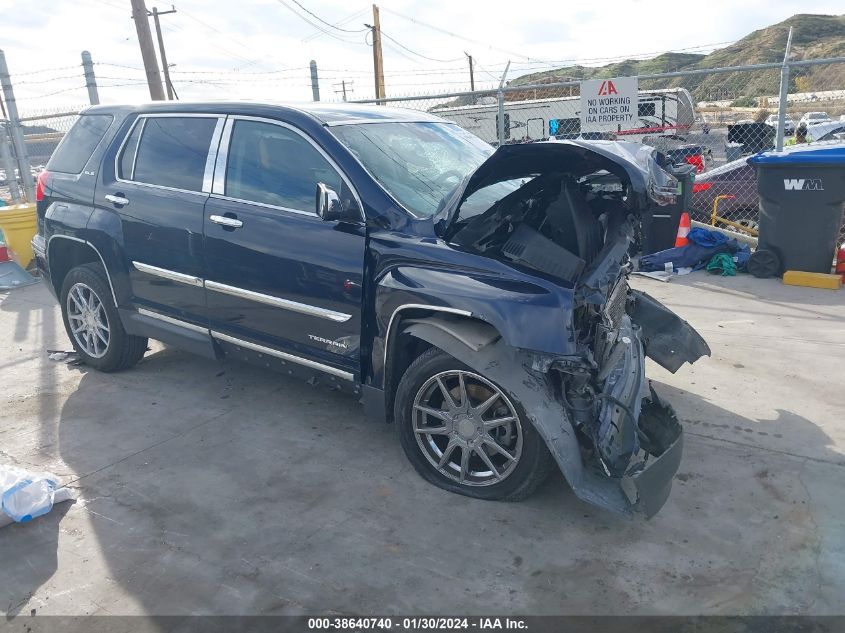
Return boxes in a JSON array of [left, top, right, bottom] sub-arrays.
[[315, 182, 344, 221]]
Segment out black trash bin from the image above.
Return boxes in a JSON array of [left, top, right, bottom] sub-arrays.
[[747, 145, 845, 277], [641, 163, 696, 255]]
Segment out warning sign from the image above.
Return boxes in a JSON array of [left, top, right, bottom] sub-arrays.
[[580, 76, 639, 132]]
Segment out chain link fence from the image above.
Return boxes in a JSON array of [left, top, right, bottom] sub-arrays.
[[354, 58, 845, 240]]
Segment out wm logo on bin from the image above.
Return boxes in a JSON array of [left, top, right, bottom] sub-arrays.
[[783, 178, 824, 191]]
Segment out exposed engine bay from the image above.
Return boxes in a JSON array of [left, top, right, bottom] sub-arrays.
[[428, 140, 710, 516]]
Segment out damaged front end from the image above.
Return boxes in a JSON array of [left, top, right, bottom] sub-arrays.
[[421, 140, 710, 517]]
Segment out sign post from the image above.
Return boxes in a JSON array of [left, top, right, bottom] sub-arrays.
[[580, 77, 639, 134]]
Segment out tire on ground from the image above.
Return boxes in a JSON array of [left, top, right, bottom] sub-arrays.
[[394, 346, 554, 501], [59, 262, 148, 372]]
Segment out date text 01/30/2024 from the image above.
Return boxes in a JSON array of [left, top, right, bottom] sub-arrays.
[[307, 617, 528, 630]]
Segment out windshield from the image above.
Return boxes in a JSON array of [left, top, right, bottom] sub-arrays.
[[330, 121, 494, 217]]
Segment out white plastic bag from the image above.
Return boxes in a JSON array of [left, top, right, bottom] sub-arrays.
[[1, 464, 61, 523]]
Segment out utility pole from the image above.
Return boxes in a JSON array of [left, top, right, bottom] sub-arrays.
[[151, 6, 177, 100], [370, 4, 385, 101], [81, 51, 100, 105], [465, 52, 475, 92], [130, 0, 165, 101], [309, 60, 320, 101]]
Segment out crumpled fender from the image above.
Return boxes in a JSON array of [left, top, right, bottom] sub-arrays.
[[403, 318, 634, 516], [628, 289, 711, 373]]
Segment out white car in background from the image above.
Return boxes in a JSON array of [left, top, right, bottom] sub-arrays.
[[800, 111, 831, 124], [765, 114, 796, 134]]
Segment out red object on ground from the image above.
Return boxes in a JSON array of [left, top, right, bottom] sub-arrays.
[[675, 212, 691, 248], [692, 182, 713, 193]]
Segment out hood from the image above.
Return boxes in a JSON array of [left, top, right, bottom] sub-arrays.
[[436, 140, 679, 235]]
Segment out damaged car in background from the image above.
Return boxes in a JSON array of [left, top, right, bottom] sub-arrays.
[[35, 104, 708, 519]]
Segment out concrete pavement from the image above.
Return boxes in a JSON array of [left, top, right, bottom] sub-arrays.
[[0, 275, 843, 616]]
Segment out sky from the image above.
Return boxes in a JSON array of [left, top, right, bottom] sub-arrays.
[[0, 0, 842, 114]]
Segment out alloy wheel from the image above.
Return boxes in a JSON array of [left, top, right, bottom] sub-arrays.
[[66, 282, 110, 358], [412, 370, 523, 486]]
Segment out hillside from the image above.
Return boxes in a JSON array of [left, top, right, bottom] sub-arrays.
[[508, 14, 845, 102]]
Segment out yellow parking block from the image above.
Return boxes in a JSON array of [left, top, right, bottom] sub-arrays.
[[0, 203, 37, 269], [782, 270, 842, 290]]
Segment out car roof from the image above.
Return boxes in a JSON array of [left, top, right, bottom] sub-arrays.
[[81, 101, 446, 125]]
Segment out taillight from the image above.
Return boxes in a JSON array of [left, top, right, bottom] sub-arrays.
[[692, 182, 712, 193], [685, 154, 705, 172], [35, 170, 49, 202]]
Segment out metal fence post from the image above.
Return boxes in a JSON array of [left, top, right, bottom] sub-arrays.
[[310, 60, 320, 102], [0, 49, 35, 201], [0, 121, 22, 203], [775, 27, 793, 152], [82, 50, 100, 106], [496, 61, 510, 147]]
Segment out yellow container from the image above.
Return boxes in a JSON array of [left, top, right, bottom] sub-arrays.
[[782, 270, 842, 290], [0, 203, 37, 269]]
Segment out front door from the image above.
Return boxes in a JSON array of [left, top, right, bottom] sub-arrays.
[[203, 116, 366, 378], [99, 113, 223, 326]]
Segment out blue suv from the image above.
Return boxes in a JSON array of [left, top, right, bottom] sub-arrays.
[[32, 102, 709, 517]]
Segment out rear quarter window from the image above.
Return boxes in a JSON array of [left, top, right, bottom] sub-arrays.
[[46, 114, 114, 174]]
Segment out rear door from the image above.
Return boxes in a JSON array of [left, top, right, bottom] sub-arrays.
[[99, 113, 223, 327], [203, 116, 366, 379]]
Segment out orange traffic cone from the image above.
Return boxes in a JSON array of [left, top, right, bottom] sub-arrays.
[[674, 212, 691, 248]]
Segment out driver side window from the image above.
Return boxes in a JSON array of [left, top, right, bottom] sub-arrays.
[[225, 120, 343, 212]]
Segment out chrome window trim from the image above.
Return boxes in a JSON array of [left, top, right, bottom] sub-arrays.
[[132, 261, 204, 288], [46, 235, 118, 306], [129, 118, 145, 180], [211, 117, 233, 195], [113, 113, 224, 196], [211, 330, 354, 381], [202, 118, 226, 193], [204, 280, 352, 323], [137, 307, 210, 334], [207, 194, 321, 218], [383, 304, 473, 369], [210, 115, 365, 223]]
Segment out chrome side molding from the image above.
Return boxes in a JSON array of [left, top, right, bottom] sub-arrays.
[[132, 261, 204, 288], [204, 280, 352, 323]]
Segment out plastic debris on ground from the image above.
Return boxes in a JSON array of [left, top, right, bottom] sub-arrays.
[[1, 464, 75, 528], [47, 349, 82, 364]]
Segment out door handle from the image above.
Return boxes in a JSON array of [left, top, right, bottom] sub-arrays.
[[209, 214, 243, 229], [105, 194, 129, 206]]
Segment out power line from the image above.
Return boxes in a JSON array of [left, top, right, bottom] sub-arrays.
[[303, 7, 368, 42], [379, 30, 464, 64], [273, 0, 367, 44], [287, 0, 367, 33]]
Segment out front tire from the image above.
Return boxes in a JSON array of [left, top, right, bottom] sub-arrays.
[[394, 347, 554, 501], [60, 263, 148, 372]]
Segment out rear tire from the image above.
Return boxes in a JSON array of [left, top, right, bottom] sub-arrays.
[[60, 263, 148, 372], [394, 347, 554, 501]]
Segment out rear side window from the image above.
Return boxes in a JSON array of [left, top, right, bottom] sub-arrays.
[[128, 116, 217, 191], [47, 114, 113, 174]]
